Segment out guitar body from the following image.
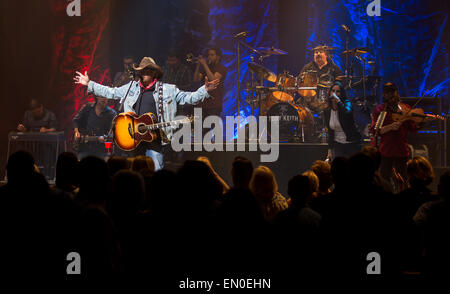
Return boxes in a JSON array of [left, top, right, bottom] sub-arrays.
[[113, 112, 158, 151]]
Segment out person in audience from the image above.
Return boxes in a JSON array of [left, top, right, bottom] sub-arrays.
[[301, 170, 319, 200], [361, 145, 392, 192], [310, 157, 348, 217], [413, 171, 450, 279], [1, 151, 81, 278], [107, 155, 130, 177], [230, 156, 254, 189], [176, 160, 223, 221], [54, 152, 79, 194], [275, 174, 321, 228], [75, 156, 120, 277], [108, 170, 145, 227], [2, 150, 35, 188], [197, 156, 230, 194], [5, 145, 448, 280], [250, 165, 288, 223], [148, 169, 178, 218], [108, 170, 146, 273], [311, 160, 333, 196], [273, 175, 323, 278], [131, 155, 155, 175], [322, 153, 397, 278], [394, 156, 438, 273]]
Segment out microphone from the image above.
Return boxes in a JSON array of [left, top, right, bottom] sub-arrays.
[[126, 66, 137, 79], [233, 31, 249, 39], [341, 24, 350, 32], [332, 92, 342, 103]]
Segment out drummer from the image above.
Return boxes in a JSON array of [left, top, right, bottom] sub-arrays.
[[299, 45, 343, 85], [297, 45, 344, 112]]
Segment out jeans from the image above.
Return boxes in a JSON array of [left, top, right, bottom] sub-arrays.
[[145, 148, 164, 171]]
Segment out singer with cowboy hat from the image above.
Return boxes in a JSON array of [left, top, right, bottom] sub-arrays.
[[74, 56, 220, 169]]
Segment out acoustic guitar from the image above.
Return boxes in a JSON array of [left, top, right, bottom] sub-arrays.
[[113, 112, 194, 151]]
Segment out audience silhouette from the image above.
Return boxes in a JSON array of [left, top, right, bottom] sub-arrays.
[[1, 148, 448, 282]]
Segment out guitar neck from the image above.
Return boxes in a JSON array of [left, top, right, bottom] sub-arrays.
[[80, 135, 104, 141], [146, 119, 190, 131]]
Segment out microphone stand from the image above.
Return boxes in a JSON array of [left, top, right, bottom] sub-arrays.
[[358, 55, 367, 103], [234, 33, 261, 136], [344, 29, 350, 85], [237, 38, 241, 121]]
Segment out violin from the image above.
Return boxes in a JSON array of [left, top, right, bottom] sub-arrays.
[[391, 103, 444, 124]]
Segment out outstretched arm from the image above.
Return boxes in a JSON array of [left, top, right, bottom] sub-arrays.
[[175, 77, 220, 105], [197, 156, 230, 194], [74, 71, 131, 101]]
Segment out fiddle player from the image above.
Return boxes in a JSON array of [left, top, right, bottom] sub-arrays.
[[371, 82, 435, 191]]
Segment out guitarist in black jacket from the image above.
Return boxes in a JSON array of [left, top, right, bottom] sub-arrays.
[[323, 82, 361, 160], [73, 96, 117, 159]]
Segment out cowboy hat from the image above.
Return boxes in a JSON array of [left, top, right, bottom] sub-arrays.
[[133, 57, 163, 79]]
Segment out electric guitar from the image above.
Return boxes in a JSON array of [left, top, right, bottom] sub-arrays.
[[72, 134, 105, 152], [113, 112, 194, 151]]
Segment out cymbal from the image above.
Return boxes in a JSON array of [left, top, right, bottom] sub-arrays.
[[257, 47, 288, 56], [342, 47, 370, 56], [248, 62, 277, 82], [311, 45, 339, 51]]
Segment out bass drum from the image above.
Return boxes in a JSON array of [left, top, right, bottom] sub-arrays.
[[266, 102, 314, 141]]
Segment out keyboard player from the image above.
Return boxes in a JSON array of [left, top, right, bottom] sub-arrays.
[[17, 99, 58, 133]]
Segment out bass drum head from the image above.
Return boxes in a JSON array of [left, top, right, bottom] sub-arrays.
[[267, 102, 314, 141]]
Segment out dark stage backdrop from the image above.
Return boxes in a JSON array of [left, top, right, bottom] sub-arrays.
[[1, 0, 449, 178]]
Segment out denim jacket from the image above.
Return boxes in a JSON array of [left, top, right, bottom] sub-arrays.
[[87, 80, 210, 144]]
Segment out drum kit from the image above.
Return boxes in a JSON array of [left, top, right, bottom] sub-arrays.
[[242, 44, 381, 142]]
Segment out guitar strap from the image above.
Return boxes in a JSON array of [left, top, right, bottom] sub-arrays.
[[157, 81, 164, 123], [157, 81, 170, 144]]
